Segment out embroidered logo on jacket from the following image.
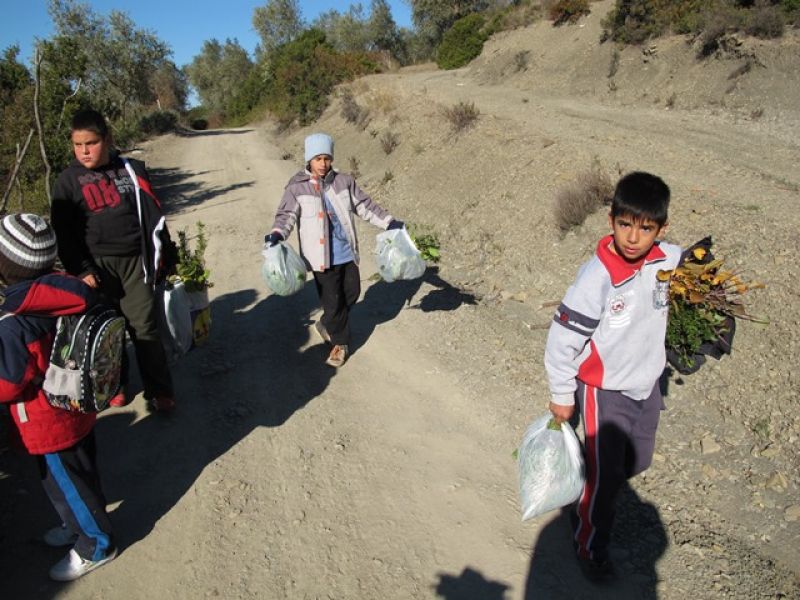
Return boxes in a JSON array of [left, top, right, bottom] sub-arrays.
[[653, 278, 670, 309]]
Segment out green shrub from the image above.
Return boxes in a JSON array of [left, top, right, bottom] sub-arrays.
[[549, 0, 591, 26], [264, 29, 380, 126], [603, 0, 788, 46], [139, 110, 178, 135], [436, 14, 488, 70]]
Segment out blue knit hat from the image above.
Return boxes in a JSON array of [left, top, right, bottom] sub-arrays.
[[304, 133, 334, 163]]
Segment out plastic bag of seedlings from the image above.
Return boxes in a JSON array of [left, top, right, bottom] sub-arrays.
[[261, 242, 308, 296], [518, 414, 585, 521], [374, 228, 425, 282]]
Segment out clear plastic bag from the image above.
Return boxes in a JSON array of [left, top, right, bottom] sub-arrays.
[[161, 280, 193, 357], [518, 414, 585, 521], [261, 242, 308, 296], [374, 228, 426, 282]]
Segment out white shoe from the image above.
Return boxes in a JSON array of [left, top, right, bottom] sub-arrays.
[[43, 524, 78, 547], [49, 547, 117, 581]]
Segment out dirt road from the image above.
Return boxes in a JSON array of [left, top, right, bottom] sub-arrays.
[[2, 127, 566, 599], [3, 5, 799, 594]]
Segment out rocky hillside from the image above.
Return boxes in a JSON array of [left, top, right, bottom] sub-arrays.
[[269, 0, 800, 594]]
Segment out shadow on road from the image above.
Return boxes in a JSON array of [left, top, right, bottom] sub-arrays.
[[149, 166, 255, 213], [0, 282, 335, 597], [434, 567, 510, 599], [523, 482, 666, 599], [353, 265, 477, 354]]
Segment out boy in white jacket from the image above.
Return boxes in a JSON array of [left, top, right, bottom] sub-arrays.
[[544, 172, 681, 582], [265, 133, 404, 367]]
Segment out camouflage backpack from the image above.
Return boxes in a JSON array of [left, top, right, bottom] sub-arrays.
[[43, 304, 126, 412]]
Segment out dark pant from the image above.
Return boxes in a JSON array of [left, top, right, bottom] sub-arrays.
[[37, 431, 115, 561], [312, 262, 361, 346], [571, 381, 663, 561], [94, 254, 173, 399]]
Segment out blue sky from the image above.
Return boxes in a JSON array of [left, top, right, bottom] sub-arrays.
[[2, 1, 413, 68]]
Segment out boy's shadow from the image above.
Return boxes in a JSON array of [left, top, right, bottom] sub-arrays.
[[3, 282, 336, 597], [98, 284, 335, 551], [352, 266, 477, 353], [524, 459, 667, 599]]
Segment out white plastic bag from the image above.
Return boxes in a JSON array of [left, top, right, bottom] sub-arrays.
[[161, 280, 193, 358], [374, 228, 426, 282], [518, 414, 585, 521], [261, 242, 308, 296]]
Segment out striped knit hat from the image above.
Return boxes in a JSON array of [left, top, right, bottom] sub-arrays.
[[0, 213, 58, 284]]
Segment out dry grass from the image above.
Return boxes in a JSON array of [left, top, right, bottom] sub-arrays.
[[554, 163, 614, 231], [340, 89, 371, 130], [349, 156, 361, 179], [380, 131, 400, 155], [442, 101, 480, 133], [366, 90, 396, 115]]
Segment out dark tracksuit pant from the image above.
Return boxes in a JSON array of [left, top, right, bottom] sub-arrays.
[[571, 380, 664, 562], [94, 254, 173, 399], [312, 261, 361, 346], [37, 431, 115, 561]]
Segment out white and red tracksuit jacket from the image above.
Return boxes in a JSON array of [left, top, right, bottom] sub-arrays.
[[545, 235, 682, 405]]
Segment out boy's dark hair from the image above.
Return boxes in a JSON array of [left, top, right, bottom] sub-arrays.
[[71, 109, 109, 138], [611, 171, 670, 226]]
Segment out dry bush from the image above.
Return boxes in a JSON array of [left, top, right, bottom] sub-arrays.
[[443, 101, 480, 133], [514, 51, 530, 72], [554, 165, 614, 231], [745, 3, 785, 39], [340, 90, 362, 124], [547, 0, 590, 26], [340, 90, 371, 130], [366, 90, 396, 115], [380, 131, 399, 155], [349, 156, 361, 179]]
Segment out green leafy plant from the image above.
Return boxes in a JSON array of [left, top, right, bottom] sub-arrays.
[[662, 243, 765, 371], [436, 14, 488, 70], [173, 221, 212, 293], [408, 224, 441, 263]]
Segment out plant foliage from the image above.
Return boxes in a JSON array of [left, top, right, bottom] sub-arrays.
[[436, 14, 489, 70], [663, 243, 765, 371], [408, 223, 441, 263], [173, 221, 212, 293]]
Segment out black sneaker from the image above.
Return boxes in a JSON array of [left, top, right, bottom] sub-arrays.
[[577, 556, 615, 583]]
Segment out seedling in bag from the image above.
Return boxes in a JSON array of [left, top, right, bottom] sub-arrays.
[[518, 414, 585, 521]]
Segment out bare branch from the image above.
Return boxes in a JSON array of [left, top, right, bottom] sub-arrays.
[[34, 48, 53, 203], [1, 129, 35, 214], [56, 77, 83, 134]]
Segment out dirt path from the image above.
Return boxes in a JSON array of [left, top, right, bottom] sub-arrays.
[[1, 128, 554, 599], [3, 8, 800, 594]]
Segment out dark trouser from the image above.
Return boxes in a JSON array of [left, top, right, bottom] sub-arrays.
[[94, 254, 173, 399], [37, 431, 115, 561], [571, 381, 663, 562], [312, 262, 361, 346]]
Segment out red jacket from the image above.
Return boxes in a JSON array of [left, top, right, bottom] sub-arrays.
[[0, 273, 97, 454]]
